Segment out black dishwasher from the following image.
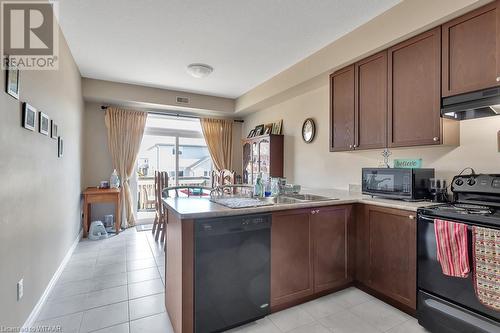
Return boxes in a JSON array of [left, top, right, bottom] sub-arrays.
[[194, 214, 271, 333]]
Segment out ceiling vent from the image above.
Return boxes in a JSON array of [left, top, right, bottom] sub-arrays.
[[176, 96, 190, 104]]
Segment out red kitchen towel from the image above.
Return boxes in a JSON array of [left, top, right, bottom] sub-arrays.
[[473, 226, 500, 310], [434, 219, 470, 278]]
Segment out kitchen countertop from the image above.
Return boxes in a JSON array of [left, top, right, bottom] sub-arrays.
[[162, 188, 438, 219]]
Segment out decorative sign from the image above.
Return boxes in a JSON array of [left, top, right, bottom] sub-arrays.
[[394, 158, 422, 169]]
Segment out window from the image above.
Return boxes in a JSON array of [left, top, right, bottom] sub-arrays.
[[136, 114, 213, 212]]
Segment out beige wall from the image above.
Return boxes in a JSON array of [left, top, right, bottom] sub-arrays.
[[243, 84, 500, 189], [83, 103, 243, 221], [83, 78, 235, 115], [83, 102, 114, 189], [0, 32, 84, 326]]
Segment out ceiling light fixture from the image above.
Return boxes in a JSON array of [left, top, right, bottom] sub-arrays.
[[187, 63, 213, 78]]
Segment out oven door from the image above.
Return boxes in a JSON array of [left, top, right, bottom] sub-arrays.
[[417, 214, 500, 322], [362, 168, 412, 199]]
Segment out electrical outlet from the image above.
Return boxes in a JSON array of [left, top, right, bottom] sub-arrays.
[[17, 278, 23, 301]]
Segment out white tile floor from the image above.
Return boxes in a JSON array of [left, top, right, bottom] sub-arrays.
[[31, 228, 429, 333], [33, 228, 170, 333]]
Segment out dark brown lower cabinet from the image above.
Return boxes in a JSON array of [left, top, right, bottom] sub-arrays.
[[312, 206, 353, 293], [356, 205, 417, 311], [271, 209, 314, 308], [271, 206, 352, 310]]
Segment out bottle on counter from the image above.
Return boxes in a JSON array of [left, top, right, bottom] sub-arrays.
[[254, 173, 263, 198], [264, 177, 272, 197]]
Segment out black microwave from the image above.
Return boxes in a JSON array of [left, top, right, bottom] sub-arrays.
[[362, 168, 435, 200]]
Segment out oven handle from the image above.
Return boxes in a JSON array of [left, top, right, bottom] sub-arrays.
[[418, 215, 436, 223], [418, 213, 500, 231]]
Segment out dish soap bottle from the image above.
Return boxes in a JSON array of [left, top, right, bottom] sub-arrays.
[[110, 169, 120, 189], [254, 173, 263, 197]]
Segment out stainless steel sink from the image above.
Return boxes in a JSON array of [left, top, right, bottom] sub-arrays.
[[282, 194, 338, 201], [259, 196, 300, 205]]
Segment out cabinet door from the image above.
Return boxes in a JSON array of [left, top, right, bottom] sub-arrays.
[[355, 51, 388, 150], [388, 27, 441, 147], [312, 206, 352, 293], [330, 65, 355, 151], [258, 138, 270, 180], [366, 205, 417, 310], [271, 210, 313, 307], [242, 143, 252, 184], [442, 1, 500, 97]]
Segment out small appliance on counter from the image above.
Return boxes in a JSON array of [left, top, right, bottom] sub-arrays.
[[429, 178, 449, 203], [417, 172, 500, 333], [362, 167, 435, 201]]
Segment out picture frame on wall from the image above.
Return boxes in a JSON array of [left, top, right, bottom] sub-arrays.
[[58, 137, 64, 158], [51, 120, 58, 140], [39, 112, 50, 136], [22, 103, 36, 131], [5, 56, 20, 99]]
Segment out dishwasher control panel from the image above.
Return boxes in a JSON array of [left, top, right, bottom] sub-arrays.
[[195, 214, 271, 237]]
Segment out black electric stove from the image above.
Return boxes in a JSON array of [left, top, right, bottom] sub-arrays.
[[419, 202, 500, 227], [417, 173, 500, 333]]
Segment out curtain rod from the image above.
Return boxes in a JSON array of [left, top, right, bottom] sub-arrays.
[[100, 105, 244, 123]]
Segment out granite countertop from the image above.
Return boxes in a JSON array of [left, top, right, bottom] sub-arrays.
[[163, 188, 438, 220]]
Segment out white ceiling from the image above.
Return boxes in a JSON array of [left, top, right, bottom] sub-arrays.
[[58, 0, 401, 99]]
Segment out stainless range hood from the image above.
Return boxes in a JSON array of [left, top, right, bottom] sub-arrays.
[[441, 87, 500, 120]]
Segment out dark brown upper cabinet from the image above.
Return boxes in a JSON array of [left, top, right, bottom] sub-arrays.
[[388, 27, 445, 148], [355, 51, 388, 150], [442, 0, 500, 97], [330, 65, 355, 151]]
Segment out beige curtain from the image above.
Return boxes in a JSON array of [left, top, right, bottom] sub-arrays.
[[200, 118, 233, 172], [105, 108, 147, 228]]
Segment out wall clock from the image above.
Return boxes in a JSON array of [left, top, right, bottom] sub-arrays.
[[302, 118, 316, 143]]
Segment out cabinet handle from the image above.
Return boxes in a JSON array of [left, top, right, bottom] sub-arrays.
[[349, 144, 353, 149], [433, 137, 439, 142], [311, 209, 320, 215], [353, 144, 358, 148], [496, 76, 500, 82], [408, 215, 415, 220]]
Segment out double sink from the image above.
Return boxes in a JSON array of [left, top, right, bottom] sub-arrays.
[[261, 193, 338, 205], [211, 192, 338, 209]]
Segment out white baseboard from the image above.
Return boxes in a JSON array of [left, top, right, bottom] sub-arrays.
[[22, 230, 83, 329]]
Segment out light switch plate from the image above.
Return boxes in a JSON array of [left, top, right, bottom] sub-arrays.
[[17, 279, 23, 301]]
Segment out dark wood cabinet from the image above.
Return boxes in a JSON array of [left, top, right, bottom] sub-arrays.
[[356, 205, 417, 310], [242, 134, 283, 184], [355, 51, 388, 150], [312, 205, 353, 293], [442, 1, 500, 97], [271, 205, 352, 310], [271, 209, 313, 308], [388, 27, 443, 148], [330, 65, 355, 151]]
